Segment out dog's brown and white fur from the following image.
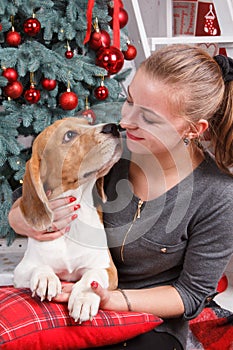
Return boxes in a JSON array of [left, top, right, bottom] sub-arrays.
[[13, 118, 122, 322]]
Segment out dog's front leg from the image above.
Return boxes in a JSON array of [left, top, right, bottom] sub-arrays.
[[30, 265, 62, 301], [68, 268, 109, 323]]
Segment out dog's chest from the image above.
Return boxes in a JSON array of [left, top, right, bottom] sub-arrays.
[[26, 201, 109, 279]]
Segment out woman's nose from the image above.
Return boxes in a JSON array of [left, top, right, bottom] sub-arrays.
[[121, 103, 138, 128]]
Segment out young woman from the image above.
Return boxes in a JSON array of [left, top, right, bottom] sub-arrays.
[[8, 44, 233, 350]]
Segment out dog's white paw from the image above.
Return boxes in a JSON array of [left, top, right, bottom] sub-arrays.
[[30, 267, 62, 301], [68, 282, 100, 323]]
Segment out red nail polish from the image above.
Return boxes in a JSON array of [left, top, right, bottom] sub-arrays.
[[69, 196, 76, 203], [71, 214, 78, 220], [74, 204, 80, 211], [91, 281, 98, 289]]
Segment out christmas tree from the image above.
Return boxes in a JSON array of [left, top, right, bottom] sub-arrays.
[[0, 0, 137, 243]]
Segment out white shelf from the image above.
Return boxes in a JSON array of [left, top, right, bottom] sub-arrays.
[[149, 35, 233, 52]]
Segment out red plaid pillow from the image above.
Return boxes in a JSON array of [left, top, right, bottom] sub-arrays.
[[0, 287, 162, 349]]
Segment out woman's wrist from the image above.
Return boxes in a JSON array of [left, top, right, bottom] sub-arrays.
[[106, 289, 133, 312], [117, 288, 132, 311], [8, 198, 39, 237]]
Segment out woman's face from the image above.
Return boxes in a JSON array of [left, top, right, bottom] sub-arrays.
[[120, 69, 189, 156]]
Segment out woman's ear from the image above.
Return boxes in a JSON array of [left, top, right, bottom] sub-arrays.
[[187, 119, 209, 140]]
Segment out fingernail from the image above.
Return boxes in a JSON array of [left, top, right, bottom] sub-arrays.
[[71, 214, 78, 221], [65, 226, 70, 233], [74, 204, 80, 211], [91, 281, 98, 289], [69, 196, 76, 203]]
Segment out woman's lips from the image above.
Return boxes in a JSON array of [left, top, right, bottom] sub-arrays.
[[126, 131, 144, 141]]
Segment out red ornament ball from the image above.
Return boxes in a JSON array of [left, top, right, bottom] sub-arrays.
[[89, 30, 111, 51], [24, 87, 41, 104], [6, 30, 21, 46], [4, 81, 23, 99], [81, 109, 97, 124], [96, 46, 124, 75], [41, 78, 57, 91], [89, 31, 101, 50], [123, 44, 137, 60], [94, 85, 109, 100], [0, 23, 2, 31], [59, 91, 78, 110], [65, 50, 74, 59], [109, 7, 128, 29], [23, 18, 41, 36], [2, 68, 18, 82]]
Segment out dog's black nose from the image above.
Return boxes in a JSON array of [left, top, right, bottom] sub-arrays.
[[101, 123, 119, 137]]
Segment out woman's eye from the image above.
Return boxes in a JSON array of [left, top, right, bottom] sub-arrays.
[[63, 130, 78, 143], [142, 115, 155, 125]]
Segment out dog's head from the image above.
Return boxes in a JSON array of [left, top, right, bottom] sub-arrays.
[[20, 118, 122, 231]]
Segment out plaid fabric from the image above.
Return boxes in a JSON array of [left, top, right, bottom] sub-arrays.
[[188, 301, 233, 350], [0, 287, 162, 350]]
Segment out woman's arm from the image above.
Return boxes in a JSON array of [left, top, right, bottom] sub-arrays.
[[8, 196, 80, 241], [93, 283, 185, 318], [56, 281, 184, 319]]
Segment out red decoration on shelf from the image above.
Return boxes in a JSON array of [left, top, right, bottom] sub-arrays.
[[6, 30, 21, 46], [65, 50, 74, 59], [41, 78, 57, 91], [23, 17, 41, 36], [2, 67, 18, 82], [122, 43, 137, 60], [4, 81, 23, 99], [96, 46, 124, 75], [24, 86, 41, 104], [89, 30, 111, 51], [59, 91, 78, 110]]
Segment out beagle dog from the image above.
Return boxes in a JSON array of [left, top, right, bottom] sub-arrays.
[[13, 117, 122, 323]]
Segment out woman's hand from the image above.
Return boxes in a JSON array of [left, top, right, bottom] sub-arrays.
[[53, 281, 129, 313], [8, 195, 80, 241]]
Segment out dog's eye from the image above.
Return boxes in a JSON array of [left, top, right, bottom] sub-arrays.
[[63, 130, 78, 143]]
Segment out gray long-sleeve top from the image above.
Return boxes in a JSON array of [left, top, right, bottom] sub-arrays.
[[101, 144, 233, 349]]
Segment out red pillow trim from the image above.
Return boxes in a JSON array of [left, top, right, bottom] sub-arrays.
[[0, 287, 163, 349]]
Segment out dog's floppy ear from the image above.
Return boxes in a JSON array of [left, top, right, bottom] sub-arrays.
[[19, 140, 53, 231], [96, 177, 107, 203]]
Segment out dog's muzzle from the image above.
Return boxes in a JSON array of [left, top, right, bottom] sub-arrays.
[[101, 123, 120, 137]]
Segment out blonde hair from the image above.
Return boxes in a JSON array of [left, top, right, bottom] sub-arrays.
[[140, 44, 233, 176]]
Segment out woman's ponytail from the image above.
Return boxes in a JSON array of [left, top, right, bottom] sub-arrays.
[[209, 81, 233, 175]]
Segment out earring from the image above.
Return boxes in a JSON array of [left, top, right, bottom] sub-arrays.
[[183, 137, 190, 146]]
